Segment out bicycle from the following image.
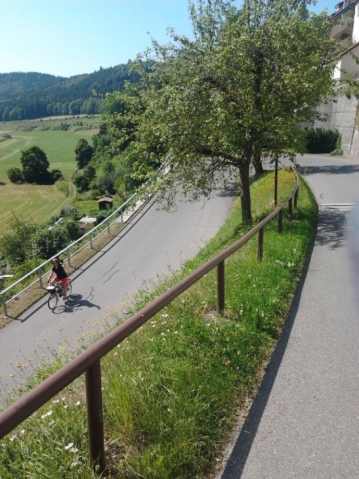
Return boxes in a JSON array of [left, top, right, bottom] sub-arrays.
[[46, 280, 72, 311]]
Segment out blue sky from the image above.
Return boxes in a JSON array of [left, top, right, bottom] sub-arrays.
[[0, 0, 338, 77]]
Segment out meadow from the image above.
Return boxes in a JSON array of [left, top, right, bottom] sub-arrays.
[[0, 117, 98, 234]]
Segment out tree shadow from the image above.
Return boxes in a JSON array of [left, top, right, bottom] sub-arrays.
[[315, 208, 347, 250], [299, 164, 359, 176], [53, 294, 101, 314]]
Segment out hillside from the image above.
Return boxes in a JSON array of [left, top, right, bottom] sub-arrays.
[[0, 62, 141, 121]]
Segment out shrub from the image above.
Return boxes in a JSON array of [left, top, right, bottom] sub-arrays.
[[74, 172, 91, 193], [34, 226, 69, 259], [51, 169, 64, 182], [60, 206, 81, 220], [304, 128, 340, 153], [7, 167, 24, 184]]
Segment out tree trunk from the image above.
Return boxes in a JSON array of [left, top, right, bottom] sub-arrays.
[[239, 162, 252, 225], [253, 149, 264, 177]]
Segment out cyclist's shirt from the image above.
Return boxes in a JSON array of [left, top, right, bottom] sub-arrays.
[[52, 263, 67, 280]]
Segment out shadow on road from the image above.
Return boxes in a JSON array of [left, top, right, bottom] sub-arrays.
[[316, 209, 347, 250], [299, 164, 359, 176], [220, 223, 316, 479], [54, 294, 101, 314]]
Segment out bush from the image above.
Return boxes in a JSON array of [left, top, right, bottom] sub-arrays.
[[304, 128, 340, 154], [51, 169, 64, 182], [7, 167, 24, 184], [34, 226, 69, 259], [63, 219, 82, 241], [60, 206, 81, 220], [74, 172, 91, 193]]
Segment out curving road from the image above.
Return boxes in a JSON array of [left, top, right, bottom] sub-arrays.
[[221, 154, 359, 479], [0, 190, 234, 407]]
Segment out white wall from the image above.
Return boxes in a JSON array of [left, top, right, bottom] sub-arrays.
[[352, 4, 359, 43]]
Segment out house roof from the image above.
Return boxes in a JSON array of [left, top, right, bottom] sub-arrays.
[[97, 196, 113, 203], [332, 0, 359, 18]]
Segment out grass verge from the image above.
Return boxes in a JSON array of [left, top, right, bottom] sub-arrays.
[[0, 170, 317, 479]]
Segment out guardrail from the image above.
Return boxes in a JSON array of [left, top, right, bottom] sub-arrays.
[[0, 171, 299, 474], [0, 189, 152, 318]]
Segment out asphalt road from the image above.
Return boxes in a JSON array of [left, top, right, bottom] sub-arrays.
[[0, 190, 233, 407], [221, 154, 359, 479]]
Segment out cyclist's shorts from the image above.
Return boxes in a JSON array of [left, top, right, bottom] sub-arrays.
[[55, 277, 70, 289]]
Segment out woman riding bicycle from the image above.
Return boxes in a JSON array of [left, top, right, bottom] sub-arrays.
[[48, 257, 70, 299]]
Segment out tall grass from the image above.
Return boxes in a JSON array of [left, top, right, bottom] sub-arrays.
[[0, 171, 317, 478]]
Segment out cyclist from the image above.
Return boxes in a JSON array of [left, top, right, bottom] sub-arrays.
[[48, 257, 70, 299]]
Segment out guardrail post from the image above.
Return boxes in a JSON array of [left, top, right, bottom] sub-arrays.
[[274, 156, 278, 206], [288, 198, 293, 219], [294, 189, 299, 209], [2, 301, 8, 319], [67, 251, 73, 269], [86, 360, 105, 474], [278, 210, 283, 233], [257, 227, 264, 261], [217, 261, 225, 315], [37, 268, 44, 289], [90, 234, 94, 250]]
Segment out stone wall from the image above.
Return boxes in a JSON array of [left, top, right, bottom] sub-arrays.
[[315, 94, 358, 155]]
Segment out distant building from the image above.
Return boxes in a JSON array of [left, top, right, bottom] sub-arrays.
[[315, 1, 359, 155], [79, 216, 97, 232], [97, 196, 113, 210]]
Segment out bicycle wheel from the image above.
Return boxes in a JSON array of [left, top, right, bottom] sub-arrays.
[[47, 293, 58, 311]]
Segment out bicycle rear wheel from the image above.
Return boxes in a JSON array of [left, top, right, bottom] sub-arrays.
[[48, 293, 58, 311]]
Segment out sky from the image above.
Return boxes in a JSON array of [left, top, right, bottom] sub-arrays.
[[0, 0, 339, 78]]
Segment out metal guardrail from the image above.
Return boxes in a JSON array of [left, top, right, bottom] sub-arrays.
[[0, 190, 152, 318], [0, 171, 300, 474]]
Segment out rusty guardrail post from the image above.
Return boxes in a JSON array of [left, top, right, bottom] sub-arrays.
[[274, 156, 279, 206], [294, 189, 299, 209], [217, 261, 225, 315], [278, 210, 283, 233], [257, 227, 264, 261], [86, 360, 105, 473], [288, 198, 293, 219]]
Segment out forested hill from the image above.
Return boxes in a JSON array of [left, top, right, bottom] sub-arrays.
[[0, 62, 140, 121]]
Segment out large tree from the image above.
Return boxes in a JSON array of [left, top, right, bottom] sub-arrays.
[[20, 146, 50, 183], [75, 139, 94, 169], [141, 0, 335, 224]]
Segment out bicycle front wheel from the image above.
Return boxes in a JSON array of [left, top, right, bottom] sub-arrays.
[[48, 293, 58, 311]]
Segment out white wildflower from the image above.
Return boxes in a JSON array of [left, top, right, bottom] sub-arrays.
[[41, 410, 53, 419], [64, 442, 74, 451]]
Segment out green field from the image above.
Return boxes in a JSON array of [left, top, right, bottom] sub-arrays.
[[0, 119, 97, 233]]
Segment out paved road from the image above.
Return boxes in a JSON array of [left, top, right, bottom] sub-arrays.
[[221, 154, 359, 478], [0, 191, 233, 407]]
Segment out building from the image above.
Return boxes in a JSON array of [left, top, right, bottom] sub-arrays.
[[315, 0, 359, 155], [97, 196, 113, 211]]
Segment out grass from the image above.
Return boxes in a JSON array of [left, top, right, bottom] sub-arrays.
[[0, 170, 317, 479], [0, 121, 95, 233]]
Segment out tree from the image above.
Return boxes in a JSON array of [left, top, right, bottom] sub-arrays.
[[7, 167, 24, 184], [0, 217, 37, 265], [141, 0, 335, 224], [75, 139, 94, 169], [20, 146, 51, 183]]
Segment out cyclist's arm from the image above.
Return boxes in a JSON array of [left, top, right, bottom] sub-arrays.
[[48, 271, 55, 284]]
